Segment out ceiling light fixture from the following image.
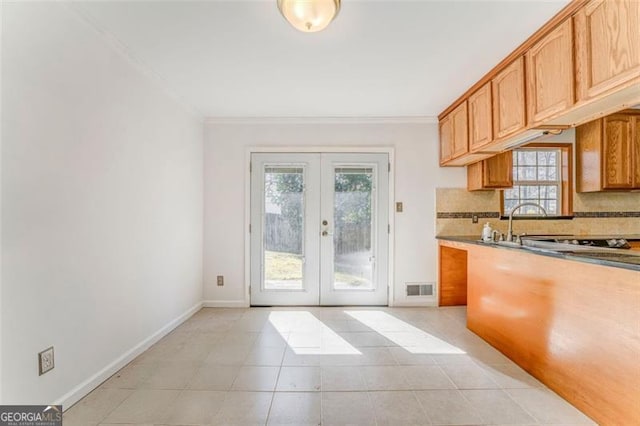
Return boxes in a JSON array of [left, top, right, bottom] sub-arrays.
[[277, 0, 341, 33]]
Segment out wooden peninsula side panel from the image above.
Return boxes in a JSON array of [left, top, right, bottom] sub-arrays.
[[465, 243, 640, 425], [438, 243, 468, 306]]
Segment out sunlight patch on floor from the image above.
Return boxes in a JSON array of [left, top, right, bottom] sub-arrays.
[[345, 310, 465, 354], [268, 311, 362, 355]]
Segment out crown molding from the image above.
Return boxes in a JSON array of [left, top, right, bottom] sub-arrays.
[[204, 116, 438, 125], [64, 2, 205, 122]]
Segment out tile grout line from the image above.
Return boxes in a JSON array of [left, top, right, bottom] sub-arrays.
[[319, 362, 324, 425], [264, 344, 288, 425], [456, 386, 489, 425], [363, 381, 380, 426], [71, 387, 132, 425], [501, 388, 544, 426], [410, 389, 435, 425], [434, 364, 459, 391]]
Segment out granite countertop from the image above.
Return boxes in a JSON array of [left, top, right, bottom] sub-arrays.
[[520, 234, 640, 241], [437, 235, 640, 272]]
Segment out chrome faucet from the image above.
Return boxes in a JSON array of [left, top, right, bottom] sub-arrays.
[[506, 202, 547, 242]]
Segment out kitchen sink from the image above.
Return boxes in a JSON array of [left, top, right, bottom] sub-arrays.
[[486, 238, 640, 256], [493, 240, 525, 248], [491, 239, 579, 252]]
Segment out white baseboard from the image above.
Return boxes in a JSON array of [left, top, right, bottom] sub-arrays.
[[391, 299, 438, 307], [203, 299, 249, 308], [56, 301, 203, 410]]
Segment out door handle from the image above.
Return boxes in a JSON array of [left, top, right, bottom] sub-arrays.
[[322, 230, 334, 236]]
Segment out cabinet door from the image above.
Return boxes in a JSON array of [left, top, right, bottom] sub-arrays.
[[576, 119, 603, 192], [602, 114, 634, 189], [468, 83, 493, 151], [575, 0, 640, 101], [526, 19, 574, 125], [451, 102, 469, 158], [492, 57, 527, 139], [483, 151, 513, 188], [634, 116, 640, 188], [467, 161, 484, 191], [439, 115, 453, 165], [467, 152, 513, 191]]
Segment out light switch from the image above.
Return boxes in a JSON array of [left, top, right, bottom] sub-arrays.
[[396, 202, 403, 213]]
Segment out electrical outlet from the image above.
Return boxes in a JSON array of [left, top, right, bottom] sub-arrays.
[[217, 275, 224, 286], [396, 202, 403, 213], [472, 214, 479, 223], [38, 346, 54, 376]]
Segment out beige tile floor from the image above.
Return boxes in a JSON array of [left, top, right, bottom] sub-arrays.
[[63, 306, 596, 426]]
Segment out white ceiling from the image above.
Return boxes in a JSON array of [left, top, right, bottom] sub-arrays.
[[73, 0, 570, 119]]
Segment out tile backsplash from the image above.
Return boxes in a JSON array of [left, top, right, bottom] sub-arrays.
[[436, 188, 640, 237]]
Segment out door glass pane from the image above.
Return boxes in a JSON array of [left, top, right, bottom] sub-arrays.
[[263, 167, 304, 290], [333, 167, 375, 290]]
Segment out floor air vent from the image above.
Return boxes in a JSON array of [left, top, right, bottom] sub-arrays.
[[406, 283, 434, 296]]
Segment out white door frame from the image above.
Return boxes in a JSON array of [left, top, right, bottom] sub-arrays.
[[244, 146, 396, 307]]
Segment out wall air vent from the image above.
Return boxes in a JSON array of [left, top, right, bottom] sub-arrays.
[[406, 283, 434, 297]]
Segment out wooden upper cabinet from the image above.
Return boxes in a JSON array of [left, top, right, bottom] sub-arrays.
[[602, 114, 634, 189], [576, 111, 640, 191], [484, 151, 514, 188], [576, 118, 603, 192], [439, 114, 453, 165], [467, 151, 513, 191], [492, 57, 527, 140], [526, 19, 574, 125], [468, 82, 493, 151], [635, 116, 640, 186], [439, 101, 469, 165], [574, 0, 640, 101], [451, 102, 469, 158]]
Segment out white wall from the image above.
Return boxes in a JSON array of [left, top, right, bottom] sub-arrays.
[[1, 3, 203, 405], [203, 120, 466, 307]]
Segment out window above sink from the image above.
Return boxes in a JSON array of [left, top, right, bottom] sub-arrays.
[[502, 143, 573, 217]]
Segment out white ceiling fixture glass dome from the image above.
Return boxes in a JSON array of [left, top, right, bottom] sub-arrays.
[[277, 0, 341, 32]]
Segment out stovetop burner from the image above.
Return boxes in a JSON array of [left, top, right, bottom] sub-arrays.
[[554, 238, 631, 249]]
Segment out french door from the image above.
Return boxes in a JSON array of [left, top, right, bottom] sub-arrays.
[[250, 152, 389, 306]]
